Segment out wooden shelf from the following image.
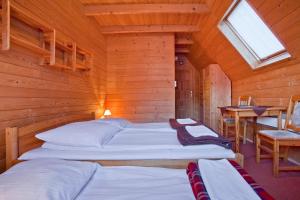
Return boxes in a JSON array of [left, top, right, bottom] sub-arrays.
[[44, 63, 72, 70], [75, 46, 93, 71], [1, 0, 93, 73], [10, 2, 52, 32], [11, 34, 51, 56], [1, 0, 54, 59], [76, 63, 90, 71]]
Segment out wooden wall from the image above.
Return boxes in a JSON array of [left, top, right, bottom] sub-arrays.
[[106, 33, 175, 122], [0, 0, 106, 172], [203, 64, 231, 132]]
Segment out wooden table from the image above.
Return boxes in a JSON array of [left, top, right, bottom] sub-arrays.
[[256, 132, 300, 176], [219, 106, 286, 153]]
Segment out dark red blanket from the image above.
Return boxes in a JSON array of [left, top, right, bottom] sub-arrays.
[[177, 126, 232, 149], [186, 161, 274, 200], [169, 118, 202, 129]]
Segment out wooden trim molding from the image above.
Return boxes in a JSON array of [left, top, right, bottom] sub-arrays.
[[100, 25, 200, 34], [84, 3, 210, 16]]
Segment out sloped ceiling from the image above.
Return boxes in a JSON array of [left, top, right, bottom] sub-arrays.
[[80, 0, 300, 81], [189, 0, 300, 81]]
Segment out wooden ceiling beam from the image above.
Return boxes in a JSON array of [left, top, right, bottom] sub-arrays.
[[100, 25, 200, 34], [84, 3, 209, 16], [175, 47, 190, 54], [175, 38, 194, 45]]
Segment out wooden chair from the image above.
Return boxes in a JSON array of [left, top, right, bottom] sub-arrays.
[[256, 95, 300, 176], [223, 95, 252, 144]]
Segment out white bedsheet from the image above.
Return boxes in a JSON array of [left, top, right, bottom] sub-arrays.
[[104, 129, 227, 151], [198, 159, 260, 200], [76, 166, 194, 200], [19, 146, 235, 160], [126, 122, 173, 131]]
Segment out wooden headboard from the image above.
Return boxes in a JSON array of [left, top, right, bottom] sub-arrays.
[[5, 112, 95, 169]]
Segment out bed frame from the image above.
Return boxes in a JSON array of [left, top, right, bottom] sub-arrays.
[[5, 113, 244, 170]]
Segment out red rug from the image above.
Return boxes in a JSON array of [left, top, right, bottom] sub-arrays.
[[240, 143, 300, 200]]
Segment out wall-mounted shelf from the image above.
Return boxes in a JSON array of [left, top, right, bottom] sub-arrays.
[[1, 0, 93, 72], [76, 46, 93, 71], [1, 0, 55, 64]]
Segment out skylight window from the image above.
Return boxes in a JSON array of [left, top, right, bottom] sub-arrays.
[[218, 0, 290, 69]]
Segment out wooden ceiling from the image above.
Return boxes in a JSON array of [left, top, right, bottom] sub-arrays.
[[79, 0, 300, 81], [80, 0, 208, 26]]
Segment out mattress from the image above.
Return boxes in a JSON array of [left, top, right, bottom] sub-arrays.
[[76, 166, 195, 200], [19, 146, 235, 160]]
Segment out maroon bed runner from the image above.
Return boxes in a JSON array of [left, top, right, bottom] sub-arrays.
[[169, 118, 202, 129], [186, 161, 274, 200], [177, 126, 232, 149]]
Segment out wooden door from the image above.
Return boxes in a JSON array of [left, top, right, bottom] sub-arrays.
[[175, 56, 201, 120]]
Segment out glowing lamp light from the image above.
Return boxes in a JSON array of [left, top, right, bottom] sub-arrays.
[[103, 109, 112, 118]]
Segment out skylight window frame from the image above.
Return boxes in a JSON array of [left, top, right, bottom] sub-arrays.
[[218, 0, 291, 69]]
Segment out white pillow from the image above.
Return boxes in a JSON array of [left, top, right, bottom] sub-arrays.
[[0, 159, 98, 200], [36, 121, 121, 147], [97, 118, 131, 128]]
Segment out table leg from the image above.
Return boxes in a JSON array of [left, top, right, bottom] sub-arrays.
[[273, 141, 280, 176], [220, 114, 224, 136], [235, 112, 240, 153], [256, 133, 260, 163], [253, 117, 257, 144], [278, 111, 282, 130]]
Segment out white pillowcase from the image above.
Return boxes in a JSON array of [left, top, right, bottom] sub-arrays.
[[0, 159, 98, 200], [36, 121, 121, 147], [97, 118, 131, 128]]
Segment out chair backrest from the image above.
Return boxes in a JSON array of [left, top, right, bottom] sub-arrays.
[[285, 95, 300, 132], [238, 96, 252, 106]]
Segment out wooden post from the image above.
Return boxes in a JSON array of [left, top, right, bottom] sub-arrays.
[[5, 127, 19, 170], [256, 133, 260, 163], [220, 113, 224, 136], [72, 42, 77, 71], [235, 112, 240, 153], [273, 140, 279, 176], [252, 116, 257, 143], [235, 153, 244, 168], [2, 0, 10, 50], [49, 29, 56, 65], [278, 110, 283, 130]]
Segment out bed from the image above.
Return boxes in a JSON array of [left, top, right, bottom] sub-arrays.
[[5, 113, 243, 169], [0, 159, 273, 200]]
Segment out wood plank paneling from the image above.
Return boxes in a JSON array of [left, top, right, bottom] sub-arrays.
[[106, 33, 175, 122], [0, 0, 106, 172]]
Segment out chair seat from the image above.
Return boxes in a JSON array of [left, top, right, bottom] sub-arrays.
[[259, 130, 300, 139], [223, 118, 235, 123]]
